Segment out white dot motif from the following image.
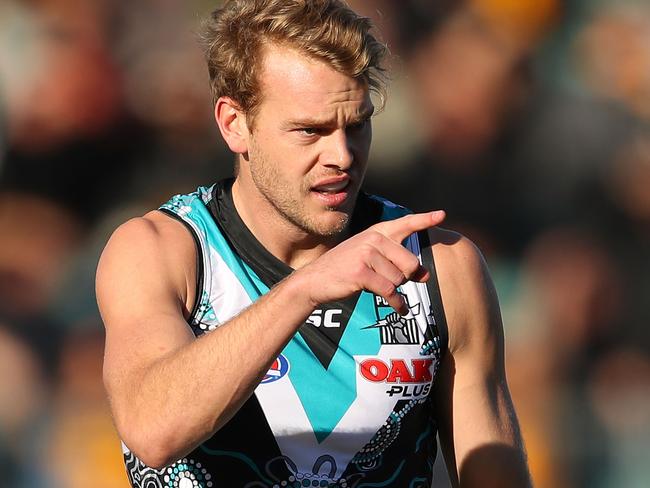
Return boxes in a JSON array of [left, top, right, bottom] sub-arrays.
[[179, 479, 193, 488]]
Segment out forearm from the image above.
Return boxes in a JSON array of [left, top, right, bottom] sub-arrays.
[[444, 379, 531, 488], [112, 272, 314, 468]]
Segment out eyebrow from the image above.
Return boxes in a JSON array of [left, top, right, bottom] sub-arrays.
[[284, 106, 375, 129]]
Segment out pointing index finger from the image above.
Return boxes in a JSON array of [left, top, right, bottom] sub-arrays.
[[377, 210, 446, 243]]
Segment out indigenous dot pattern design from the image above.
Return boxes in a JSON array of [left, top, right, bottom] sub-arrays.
[[124, 453, 212, 488], [243, 455, 356, 488], [194, 290, 218, 332], [421, 336, 442, 382], [164, 459, 212, 487], [421, 307, 443, 362], [161, 194, 193, 219], [125, 451, 163, 488], [351, 397, 428, 470], [264, 474, 345, 488]]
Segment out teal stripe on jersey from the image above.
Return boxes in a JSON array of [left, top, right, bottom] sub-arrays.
[[284, 291, 381, 443], [172, 191, 263, 303], [200, 219, 262, 302]]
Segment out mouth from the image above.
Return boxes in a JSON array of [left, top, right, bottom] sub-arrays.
[[310, 177, 353, 207], [311, 177, 350, 194]]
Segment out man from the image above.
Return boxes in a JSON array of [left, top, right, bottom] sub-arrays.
[[97, 1, 531, 486]]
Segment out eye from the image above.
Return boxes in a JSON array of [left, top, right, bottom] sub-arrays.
[[300, 127, 318, 136]]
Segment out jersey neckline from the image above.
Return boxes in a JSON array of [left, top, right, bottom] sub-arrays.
[[207, 177, 382, 288]]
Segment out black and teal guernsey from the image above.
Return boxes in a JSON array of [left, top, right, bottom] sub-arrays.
[[122, 179, 448, 488]]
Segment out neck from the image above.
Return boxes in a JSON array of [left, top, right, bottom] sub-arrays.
[[231, 176, 347, 270]]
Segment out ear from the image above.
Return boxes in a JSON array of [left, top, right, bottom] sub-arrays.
[[214, 97, 249, 154]]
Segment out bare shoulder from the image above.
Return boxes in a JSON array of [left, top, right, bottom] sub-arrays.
[[96, 210, 198, 322], [103, 210, 194, 252], [427, 227, 489, 293], [427, 227, 500, 354]]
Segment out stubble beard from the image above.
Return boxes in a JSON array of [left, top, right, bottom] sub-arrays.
[[249, 153, 353, 238]]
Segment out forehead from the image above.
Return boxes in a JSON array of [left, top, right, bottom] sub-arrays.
[[256, 43, 372, 121]]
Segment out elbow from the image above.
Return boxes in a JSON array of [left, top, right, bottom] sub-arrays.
[[116, 416, 183, 470], [132, 448, 172, 471], [109, 394, 221, 470], [123, 432, 179, 470]]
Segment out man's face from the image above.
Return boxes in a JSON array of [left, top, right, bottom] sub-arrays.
[[242, 43, 374, 237]]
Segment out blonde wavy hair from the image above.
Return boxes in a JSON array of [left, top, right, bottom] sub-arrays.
[[201, 0, 388, 126]]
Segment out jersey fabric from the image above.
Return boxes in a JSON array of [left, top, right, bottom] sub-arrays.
[[122, 178, 448, 488]]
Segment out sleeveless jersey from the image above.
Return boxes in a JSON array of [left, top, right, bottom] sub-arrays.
[[122, 179, 448, 488]]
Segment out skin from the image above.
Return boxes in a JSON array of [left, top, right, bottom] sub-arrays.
[[227, 44, 376, 268], [97, 43, 530, 486]]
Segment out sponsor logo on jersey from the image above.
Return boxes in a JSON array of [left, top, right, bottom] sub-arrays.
[[360, 358, 434, 398], [305, 308, 343, 328], [365, 294, 421, 345], [261, 354, 290, 384]]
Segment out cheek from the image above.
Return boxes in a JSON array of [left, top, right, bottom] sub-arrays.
[[364, 125, 373, 151], [249, 134, 284, 169], [351, 128, 372, 160]]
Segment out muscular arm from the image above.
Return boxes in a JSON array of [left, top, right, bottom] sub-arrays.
[[98, 212, 317, 469], [97, 210, 444, 469], [431, 230, 531, 487]]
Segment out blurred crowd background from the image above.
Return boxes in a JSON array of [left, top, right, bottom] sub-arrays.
[[0, 0, 649, 486]]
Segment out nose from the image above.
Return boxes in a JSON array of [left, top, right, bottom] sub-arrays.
[[322, 129, 354, 170]]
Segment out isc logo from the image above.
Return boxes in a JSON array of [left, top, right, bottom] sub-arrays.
[[306, 309, 343, 328]]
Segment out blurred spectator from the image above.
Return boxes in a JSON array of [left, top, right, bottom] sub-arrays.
[[573, 2, 650, 120], [508, 227, 625, 488], [470, 0, 561, 51], [0, 324, 46, 462], [0, 192, 82, 318], [111, 0, 232, 207], [407, 10, 530, 163], [588, 347, 650, 488], [604, 131, 650, 225], [43, 328, 126, 488], [0, 0, 141, 226], [366, 6, 541, 257], [0, 0, 123, 152]]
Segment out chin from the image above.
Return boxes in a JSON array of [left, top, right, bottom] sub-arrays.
[[309, 211, 350, 237]]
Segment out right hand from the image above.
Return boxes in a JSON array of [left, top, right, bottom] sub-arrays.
[[295, 210, 446, 315]]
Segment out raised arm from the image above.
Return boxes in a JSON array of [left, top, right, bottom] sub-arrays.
[[97, 210, 445, 469], [431, 229, 531, 487]]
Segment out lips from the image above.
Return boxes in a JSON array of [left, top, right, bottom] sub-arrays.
[[310, 177, 352, 208], [311, 178, 350, 193]]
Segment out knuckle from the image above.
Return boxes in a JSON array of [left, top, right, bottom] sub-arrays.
[[393, 271, 406, 285], [364, 231, 382, 246], [354, 260, 369, 277], [401, 214, 416, 227], [380, 281, 396, 298], [360, 244, 376, 260], [407, 256, 421, 274]]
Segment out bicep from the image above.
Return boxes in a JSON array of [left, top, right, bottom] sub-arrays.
[[96, 217, 196, 401]]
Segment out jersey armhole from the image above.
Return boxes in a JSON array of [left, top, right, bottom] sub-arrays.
[[157, 208, 204, 324], [417, 229, 449, 356]]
